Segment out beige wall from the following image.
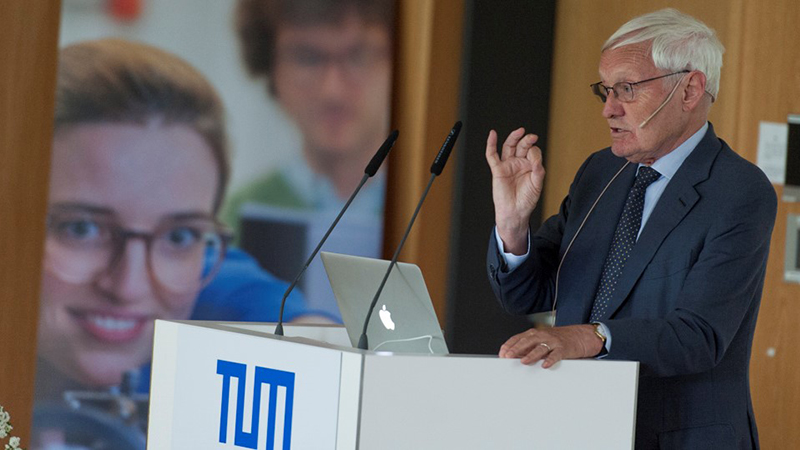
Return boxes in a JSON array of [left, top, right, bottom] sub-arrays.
[[0, 0, 60, 442], [547, 1, 800, 447]]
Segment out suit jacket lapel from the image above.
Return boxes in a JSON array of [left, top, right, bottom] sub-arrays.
[[596, 125, 722, 321]]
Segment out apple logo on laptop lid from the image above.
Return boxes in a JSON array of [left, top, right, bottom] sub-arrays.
[[379, 304, 395, 330]]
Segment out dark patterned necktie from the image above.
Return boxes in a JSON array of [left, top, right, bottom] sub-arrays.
[[590, 166, 661, 322]]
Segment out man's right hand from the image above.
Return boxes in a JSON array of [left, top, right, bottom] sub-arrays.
[[485, 127, 545, 255]]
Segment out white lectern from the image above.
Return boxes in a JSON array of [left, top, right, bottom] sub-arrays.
[[147, 320, 638, 449]]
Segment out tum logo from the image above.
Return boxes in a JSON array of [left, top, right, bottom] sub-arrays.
[[217, 360, 295, 449]]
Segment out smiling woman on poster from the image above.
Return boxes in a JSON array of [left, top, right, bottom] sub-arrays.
[[33, 38, 315, 449]]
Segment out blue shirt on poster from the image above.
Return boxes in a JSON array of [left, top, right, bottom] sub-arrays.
[[191, 247, 313, 322], [136, 247, 334, 393]]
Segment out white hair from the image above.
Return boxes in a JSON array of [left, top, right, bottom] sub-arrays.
[[603, 8, 724, 100]]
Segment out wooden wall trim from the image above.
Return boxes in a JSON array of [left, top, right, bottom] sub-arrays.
[[0, 0, 61, 442], [386, 0, 464, 323]]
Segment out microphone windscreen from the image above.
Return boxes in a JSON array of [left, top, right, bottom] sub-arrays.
[[365, 130, 399, 176], [430, 121, 462, 175]]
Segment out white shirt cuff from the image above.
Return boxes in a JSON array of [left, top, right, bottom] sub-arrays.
[[595, 322, 612, 357], [494, 226, 530, 272]]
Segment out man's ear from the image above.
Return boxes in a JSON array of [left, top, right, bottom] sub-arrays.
[[682, 70, 708, 111]]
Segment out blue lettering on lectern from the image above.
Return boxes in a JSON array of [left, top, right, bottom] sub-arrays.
[[217, 360, 295, 449]]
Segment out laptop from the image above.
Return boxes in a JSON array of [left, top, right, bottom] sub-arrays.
[[320, 252, 449, 355]]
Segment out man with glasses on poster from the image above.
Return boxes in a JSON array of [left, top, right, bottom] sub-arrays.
[[222, 0, 394, 226], [486, 9, 776, 448], [219, 0, 395, 319]]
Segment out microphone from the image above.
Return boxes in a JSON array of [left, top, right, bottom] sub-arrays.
[[357, 121, 461, 350], [274, 130, 399, 336], [639, 73, 688, 128], [546, 160, 630, 326]]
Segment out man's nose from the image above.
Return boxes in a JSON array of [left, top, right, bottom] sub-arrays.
[[602, 92, 624, 119]]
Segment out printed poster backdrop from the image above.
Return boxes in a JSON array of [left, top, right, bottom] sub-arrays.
[[32, 0, 394, 448]]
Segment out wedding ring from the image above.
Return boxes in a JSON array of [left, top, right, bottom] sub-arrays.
[[538, 342, 552, 352]]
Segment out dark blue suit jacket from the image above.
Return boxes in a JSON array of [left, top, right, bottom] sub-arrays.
[[487, 125, 776, 449]]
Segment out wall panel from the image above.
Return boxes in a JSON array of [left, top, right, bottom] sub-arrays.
[[0, 0, 61, 442], [737, 2, 800, 447], [445, 0, 557, 354]]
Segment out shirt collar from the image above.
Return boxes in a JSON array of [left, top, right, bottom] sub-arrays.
[[643, 121, 709, 180]]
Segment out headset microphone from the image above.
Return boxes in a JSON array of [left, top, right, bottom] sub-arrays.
[[639, 74, 687, 128]]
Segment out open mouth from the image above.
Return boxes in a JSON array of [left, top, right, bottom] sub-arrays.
[[71, 310, 149, 343]]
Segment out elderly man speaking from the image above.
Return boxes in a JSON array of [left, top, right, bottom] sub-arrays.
[[486, 8, 775, 449]]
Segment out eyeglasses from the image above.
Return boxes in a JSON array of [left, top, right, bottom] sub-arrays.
[[45, 208, 232, 295], [276, 44, 389, 86], [590, 70, 691, 103]]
